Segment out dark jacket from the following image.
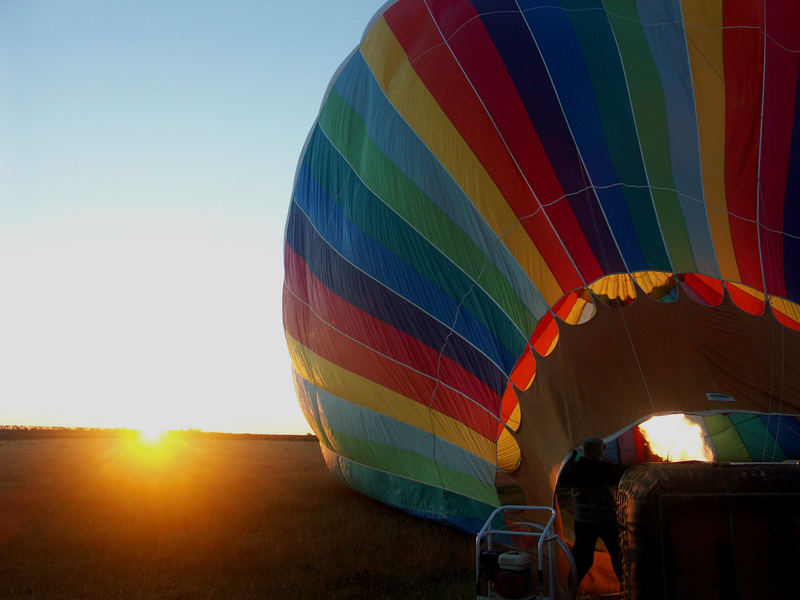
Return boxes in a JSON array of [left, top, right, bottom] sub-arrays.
[[560, 452, 628, 524]]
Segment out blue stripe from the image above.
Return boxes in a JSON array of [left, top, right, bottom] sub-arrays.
[[472, 0, 626, 275], [761, 415, 800, 459], [604, 437, 620, 464], [293, 368, 336, 450], [294, 128, 520, 375], [783, 69, 800, 302], [294, 158, 512, 373], [286, 203, 509, 398], [562, 0, 674, 271], [636, 0, 720, 278], [519, 0, 647, 272], [335, 52, 550, 320]]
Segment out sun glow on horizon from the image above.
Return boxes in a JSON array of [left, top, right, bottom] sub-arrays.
[[638, 414, 716, 462], [138, 427, 168, 444], [122, 428, 184, 469], [2, 237, 308, 436]]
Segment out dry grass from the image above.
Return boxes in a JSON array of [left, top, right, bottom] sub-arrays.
[[0, 437, 474, 599]]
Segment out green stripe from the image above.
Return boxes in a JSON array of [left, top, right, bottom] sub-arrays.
[[318, 88, 536, 341], [604, 0, 695, 272], [729, 413, 786, 462], [321, 444, 498, 531], [562, 0, 671, 271], [704, 414, 751, 461], [318, 426, 499, 506], [305, 127, 526, 363]]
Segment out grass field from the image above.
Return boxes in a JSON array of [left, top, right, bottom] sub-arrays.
[[0, 436, 475, 599]]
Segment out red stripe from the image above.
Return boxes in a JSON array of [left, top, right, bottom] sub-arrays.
[[760, 227, 784, 297], [759, 2, 800, 297], [726, 283, 765, 316], [285, 245, 435, 378], [284, 249, 499, 439], [285, 246, 501, 411], [530, 313, 558, 356], [427, 0, 603, 283], [284, 290, 498, 441], [772, 308, 800, 331], [284, 240, 310, 302], [633, 427, 647, 463], [723, 3, 764, 290], [509, 346, 536, 390], [498, 383, 519, 436], [553, 291, 581, 321], [383, 0, 583, 292], [681, 273, 724, 306]]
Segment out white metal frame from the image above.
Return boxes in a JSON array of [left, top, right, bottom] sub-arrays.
[[476, 505, 577, 600]]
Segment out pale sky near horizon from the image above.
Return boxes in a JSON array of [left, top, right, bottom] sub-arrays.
[[1, 0, 386, 434]]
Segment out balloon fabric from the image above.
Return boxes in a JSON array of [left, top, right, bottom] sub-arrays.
[[284, 0, 800, 537]]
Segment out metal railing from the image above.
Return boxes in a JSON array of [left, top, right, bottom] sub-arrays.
[[476, 505, 577, 600]]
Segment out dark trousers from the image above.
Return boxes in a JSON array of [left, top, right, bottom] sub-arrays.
[[572, 520, 622, 583]]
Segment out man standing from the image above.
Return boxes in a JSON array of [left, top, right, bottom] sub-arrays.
[[559, 436, 629, 584]]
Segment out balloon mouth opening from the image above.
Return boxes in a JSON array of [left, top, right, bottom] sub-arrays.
[[501, 271, 800, 472], [499, 274, 800, 522]]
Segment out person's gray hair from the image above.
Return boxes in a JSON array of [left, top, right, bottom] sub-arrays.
[[581, 436, 606, 460]]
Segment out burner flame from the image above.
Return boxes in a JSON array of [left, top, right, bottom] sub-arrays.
[[638, 414, 715, 462]]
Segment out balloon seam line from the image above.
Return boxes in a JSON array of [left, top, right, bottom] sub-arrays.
[[513, 0, 631, 275], [361, 43, 550, 317], [675, 0, 723, 279], [422, 0, 589, 291], [314, 124, 532, 343], [323, 445, 497, 506], [603, 4, 677, 274], [288, 200, 513, 377], [755, 1, 769, 298], [284, 284, 506, 429]]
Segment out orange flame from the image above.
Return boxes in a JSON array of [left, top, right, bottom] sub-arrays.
[[638, 414, 715, 462]]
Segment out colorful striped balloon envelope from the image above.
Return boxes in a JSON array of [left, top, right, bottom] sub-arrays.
[[283, 0, 800, 535]]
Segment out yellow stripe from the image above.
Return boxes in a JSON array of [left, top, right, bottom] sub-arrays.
[[769, 296, 800, 326], [286, 333, 497, 463], [632, 270, 671, 294], [360, 18, 563, 307], [682, 0, 740, 282], [589, 273, 636, 304], [497, 426, 521, 472], [508, 400, 521, 432], [727, 281, 765, 302], [565, 295, 589, 325]]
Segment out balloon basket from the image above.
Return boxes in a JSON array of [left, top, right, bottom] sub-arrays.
[[618, 461, 800, 599]]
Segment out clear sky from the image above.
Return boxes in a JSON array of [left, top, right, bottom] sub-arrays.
[[1, 0, 386, 434]]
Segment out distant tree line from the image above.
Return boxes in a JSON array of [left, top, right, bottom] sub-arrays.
[[0, 425, 317, 442]]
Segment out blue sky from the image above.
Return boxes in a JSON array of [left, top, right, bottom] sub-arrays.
[[1, 0, 386, 433]]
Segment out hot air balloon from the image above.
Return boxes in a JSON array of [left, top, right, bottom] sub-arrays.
[[283, 0, 800, 545]]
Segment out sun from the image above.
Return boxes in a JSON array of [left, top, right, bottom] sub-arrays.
[[138, 426, 168, 444]]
